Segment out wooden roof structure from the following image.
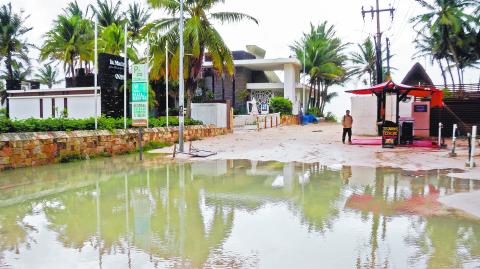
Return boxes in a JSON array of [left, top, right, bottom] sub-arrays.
[[401, 62, 434, 86]]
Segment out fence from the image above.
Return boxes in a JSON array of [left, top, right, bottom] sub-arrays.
[[256, 113, 281, 131]]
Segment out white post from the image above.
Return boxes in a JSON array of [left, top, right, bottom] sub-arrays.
[[470, 126, 477, 168], [178, 0, 185, 152], [438, 122, 443, 148], [450, 123, 458, 157], [94, 20, 98, 130], [124, 24, 128, 129], [166, 40, 169, 127], [146, 34, 150, 128]]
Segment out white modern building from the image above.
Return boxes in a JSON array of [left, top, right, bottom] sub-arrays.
[[202, 45, 304, 115]]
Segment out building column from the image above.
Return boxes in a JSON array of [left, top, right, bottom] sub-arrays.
[[284, 64, 298, 115]]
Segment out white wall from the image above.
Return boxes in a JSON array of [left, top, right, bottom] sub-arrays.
[[351, 95, 378, 136], [8, 95, 101, 120], [191, 103, 227, 128], [351, 95, 413, 136], [67, 96, 101, 119], [283, 64, 299, 115], [9, 99, 41, 119]]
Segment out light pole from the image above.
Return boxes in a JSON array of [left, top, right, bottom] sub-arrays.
[[166, 40, 169, 127], [124, 23, 128, 129], [178, 0, 185, 152], [94, 20, 98, 130]]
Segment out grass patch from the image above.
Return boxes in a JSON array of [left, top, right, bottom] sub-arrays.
[[59, 152, 87, 163], [142, 141, 172, 152]]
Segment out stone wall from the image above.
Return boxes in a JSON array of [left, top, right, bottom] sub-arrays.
[[0, 126, 229, 171]]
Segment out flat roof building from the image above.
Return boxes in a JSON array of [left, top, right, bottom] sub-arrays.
[[202, 45, 304, 115]]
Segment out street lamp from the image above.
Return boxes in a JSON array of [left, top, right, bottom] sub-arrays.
[[178, 0, 185, 152]]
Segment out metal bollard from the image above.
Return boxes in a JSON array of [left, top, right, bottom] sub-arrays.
[[469, 126, 477, 168], [438, 122, 443, 149], [450, 124, 458, 157]]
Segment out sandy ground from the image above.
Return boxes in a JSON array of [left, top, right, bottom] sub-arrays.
[[151, 122, 480, 217]]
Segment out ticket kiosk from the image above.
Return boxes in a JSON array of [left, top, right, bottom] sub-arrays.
[[412, 102, 430, 138]]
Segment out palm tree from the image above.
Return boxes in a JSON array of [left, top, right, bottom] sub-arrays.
[[35, 64, 63, 89], [40, 14, 93, 79], [350, 38, 376, 86], [90, 0, 123, 28], [126, 2, 150, 41], [0, 3, 32, 82], [411, 0, 480, 85], [0, 79, 6, 105], [146, 0, 258, 116], [291, 22, 348, 114], [99, 23, 138, 61], [63, 0, 89, 18], [0, 60, 31, 81]]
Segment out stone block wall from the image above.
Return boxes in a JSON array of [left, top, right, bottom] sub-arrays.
[[0, 126, 229, 171]]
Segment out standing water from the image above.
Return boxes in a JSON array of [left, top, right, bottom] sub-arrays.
[[0, 155, 480, 269]]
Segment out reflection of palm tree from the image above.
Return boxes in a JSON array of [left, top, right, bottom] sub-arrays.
[[147, 165, 236, 267], [43, 188, 98, 250], [297, 167, 343, 232], [0, 204, 35, 254]]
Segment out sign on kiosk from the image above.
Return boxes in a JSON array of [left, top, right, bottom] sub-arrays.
[[131, 64, 148, 127]]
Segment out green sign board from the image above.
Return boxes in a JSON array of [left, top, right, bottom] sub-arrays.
[[132, 64, 148, 82], [132, 64, 149, 127], [132, 83, 148, 102]]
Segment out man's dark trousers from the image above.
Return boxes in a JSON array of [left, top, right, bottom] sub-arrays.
[[342, 128, 352, 143]]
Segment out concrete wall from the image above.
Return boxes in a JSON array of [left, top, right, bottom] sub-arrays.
[[191, 103, 228, 128], [351, 95, 413, 136], [351, 96, 378, 136], [284, 64, 299, 114], [8, 95, 101, 120], [0, 125, 229, 170]]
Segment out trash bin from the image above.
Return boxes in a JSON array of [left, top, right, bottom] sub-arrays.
[[399, 117, 415, 145]]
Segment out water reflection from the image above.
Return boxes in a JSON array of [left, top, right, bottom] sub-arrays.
[[0, 157, 479, 268]]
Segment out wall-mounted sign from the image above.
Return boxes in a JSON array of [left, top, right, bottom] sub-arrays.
[[414, 104, 428, 113], [131, 63, 148, 127]]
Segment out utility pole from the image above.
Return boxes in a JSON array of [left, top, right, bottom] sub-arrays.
[[386, 37, 391, 78], [178, 0, 185, 152], [362, 0, 394, 135], [361, 1, 395, 84]]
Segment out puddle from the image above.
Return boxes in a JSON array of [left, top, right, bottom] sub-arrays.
[[0, 156, 480, 268]]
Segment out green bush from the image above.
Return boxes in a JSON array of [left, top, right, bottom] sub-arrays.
[[0, 116, 203, 133], [307, 107, 322, 117], [269, 97, 293, 115], [324, 112, 337, 122]]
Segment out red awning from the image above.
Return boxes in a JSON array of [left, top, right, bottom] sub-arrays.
[[346, 80, 443, 107]]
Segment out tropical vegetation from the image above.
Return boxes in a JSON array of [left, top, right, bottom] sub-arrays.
[[0, 3, 32, 82], [269, 97, 293, 115], [145, 0, 258, 116], [0, 116, 202, 133], [35, 64, 63, 89], [291, 22, 348, 115], [411, 0, 480, 87]]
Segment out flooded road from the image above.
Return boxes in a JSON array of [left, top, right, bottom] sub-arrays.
[[0, 156, 480, 268]]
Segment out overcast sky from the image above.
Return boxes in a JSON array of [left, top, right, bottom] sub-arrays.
[[4, 0, 479, 116]]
